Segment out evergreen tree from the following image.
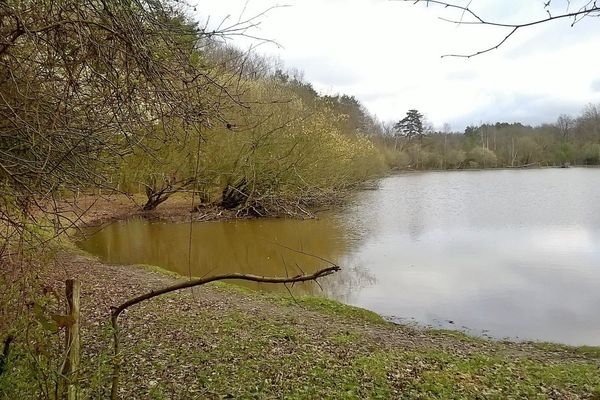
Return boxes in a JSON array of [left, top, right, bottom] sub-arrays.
[[394, 109, 425, 143]]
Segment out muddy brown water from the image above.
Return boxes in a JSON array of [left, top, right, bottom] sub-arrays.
[[79, 168, 600, 345]]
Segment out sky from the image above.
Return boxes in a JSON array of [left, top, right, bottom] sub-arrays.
[[194, 0, 600, 131]]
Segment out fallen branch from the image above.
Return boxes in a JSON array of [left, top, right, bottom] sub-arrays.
[[109, 265, 341, 399]]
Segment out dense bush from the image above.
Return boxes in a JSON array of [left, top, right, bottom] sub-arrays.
[[119, 72, 386, 214]]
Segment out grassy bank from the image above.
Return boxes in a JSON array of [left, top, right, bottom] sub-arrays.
[[2, 200, 600, 399], [3, 258, 599, 399]]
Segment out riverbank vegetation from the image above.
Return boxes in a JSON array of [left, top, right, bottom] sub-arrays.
[[379, 104, 600, 170], [4, 250, 600, 399], [119, 71, 386, 215], [2, 0, 600, 398]]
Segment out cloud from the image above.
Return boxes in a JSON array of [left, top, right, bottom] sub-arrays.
[[288, 56, 361, 87], [358, 89, 404, 103], [445, 70, 478, 81], [195, 0, 600, 129]]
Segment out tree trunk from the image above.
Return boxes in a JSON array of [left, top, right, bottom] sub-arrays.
[[221, 178, 248, 209], [143, 188, 171, 211]]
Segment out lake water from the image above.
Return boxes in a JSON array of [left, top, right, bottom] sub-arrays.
[[79, 168, 600, 345]]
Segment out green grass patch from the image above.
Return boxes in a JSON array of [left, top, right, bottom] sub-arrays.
[[132, 263, 182, 278], [427, 328, 492, 344], [331, 331, 363, 345], [391, 349, 600, 399], [208, 280, 385, 324], [274, 295, 385, 324], [531, 342, 600, 359]]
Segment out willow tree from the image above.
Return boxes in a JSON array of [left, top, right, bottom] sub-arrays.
[[196, 79, 385, 216], [0, 0, 255, 244]]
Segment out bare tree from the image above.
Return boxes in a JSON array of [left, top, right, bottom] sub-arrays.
[[556, 114, 575, 142]]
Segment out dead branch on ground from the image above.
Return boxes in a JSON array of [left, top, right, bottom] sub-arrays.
[[109, 265, 341, 399]]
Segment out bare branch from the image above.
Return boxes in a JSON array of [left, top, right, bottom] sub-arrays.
[[398, 0, 600, 57], [111, 266, 340, 321], [109, 266, 341, 399], [443, 27, 519, 58]]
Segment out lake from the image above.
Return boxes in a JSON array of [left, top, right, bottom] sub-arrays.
[[79, 168, 600, 346]]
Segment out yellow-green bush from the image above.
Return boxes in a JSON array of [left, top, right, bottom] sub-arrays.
[[118, 79, 387, 213]]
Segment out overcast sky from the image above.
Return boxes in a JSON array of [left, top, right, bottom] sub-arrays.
[[195, 0, 600, 130]]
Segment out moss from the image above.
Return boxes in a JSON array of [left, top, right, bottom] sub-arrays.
[[331, 331, 363, 345], [390, 349, 600, 399], [208, 280, 385, 324], [208, 280, 257, 295], [131, 263, 182, 278], [427, 328, 491, 344]]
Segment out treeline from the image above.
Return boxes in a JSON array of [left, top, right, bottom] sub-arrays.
[[117, 44, 387, 214], [377, 105, 600, 170], [3, 0, 599, 225]]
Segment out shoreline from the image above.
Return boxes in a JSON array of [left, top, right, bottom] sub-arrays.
[[389, 164, 600, 175], [55, 247, 600, 398], [69, 192, 344, 230], [11, 193, 599, 398], [72, 164, 597, 228], [73, 191, 599, 347], [68, 194, 257, 228]]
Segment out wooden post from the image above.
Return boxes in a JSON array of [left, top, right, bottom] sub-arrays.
[[62, 279, 80, 400]]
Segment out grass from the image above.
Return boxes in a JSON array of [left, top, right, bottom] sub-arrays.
[[128, 268, 600, 398], [393, 350, 600, 399], [104, 276, 600, 399], [273, 294, 385, 324], [210, 279, 385, 324], [113, 296, 600, 399], [133, 263, 183, 278], [3, 255, 600, 399]]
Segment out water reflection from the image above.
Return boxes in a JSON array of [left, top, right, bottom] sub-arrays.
[[80, 168, 600, 345], [336, 169, 600, 345], [79, 217, 374, 299]]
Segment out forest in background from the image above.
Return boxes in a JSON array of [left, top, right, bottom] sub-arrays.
[[379, 105, 600, 170]]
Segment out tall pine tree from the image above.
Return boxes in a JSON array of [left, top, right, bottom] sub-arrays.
[[394, 109, 425, 143]]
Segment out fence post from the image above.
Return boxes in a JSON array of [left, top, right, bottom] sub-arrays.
[[62, 279, 80, 400]]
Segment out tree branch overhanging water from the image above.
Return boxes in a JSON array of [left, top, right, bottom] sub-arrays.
[[109, 265, 341, 399]]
